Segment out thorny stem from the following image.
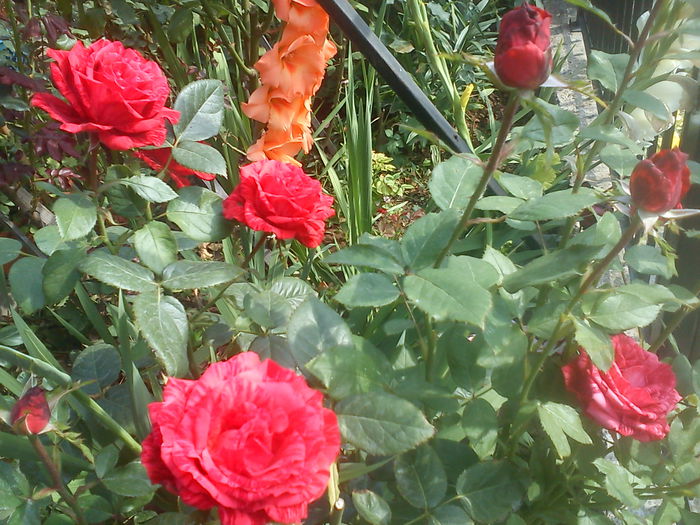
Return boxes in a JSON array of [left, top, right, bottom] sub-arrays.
[[435, 92, 521, 266], [29, 434, 87, 525], [242, 234, 267, 268]]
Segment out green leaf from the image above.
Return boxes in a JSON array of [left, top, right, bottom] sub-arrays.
[[80, 251, 157, 292], [443, 256, 500, 288], [72, 343, 121, 395], [172, 140, 226, 175], [134, 222, 178, 274], [267, 277, 316, 309], [249, 335, 296, 369], [101, 462, 155, 498], [132, 290, 188, 376], [522, 100, 579, 147], [456, 461, 524, 524], [502, 245, 601, 292], [624, 245, 672, 279], [173, 79, 224, 141], [401, 210, 459, 271], [287, 297, 353, 367], [0, 238, 21, 265], [429, 156, 483, 210], [574, 319, 614, 370], [599, 145, 639, 177], [394, 446, 447, 509], [583, 284, 673, 331], [243, 290, 293, 328], [326, 245, 405, 275], [167, 186, 231, 241], [497, 172, 542, 199], [336, 392, 434, 455], [161, 260, 243, 290], [537, 402, 592, 458], [593, 458, 640, 507], [475, 196, 523, 214], [509, 189, 599, 222], [53, 194, 97, 241], [587, 51, 628, 92], [42, 248, 84, 304], [404, 268, 491, 327], [335, 273, 399, 307], [461, 399, 498, 459], [352, 490, 391, 525], [121, 175, 178, 203], [622, 90, 670, 120], [579, 125, 643, 154], [427, 504, 473, 525], [8, 258, 46, 314], [306, 338, 391, 399]]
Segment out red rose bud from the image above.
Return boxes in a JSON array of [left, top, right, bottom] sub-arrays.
[[630, 148, 691, 214], [494, 3, 553, 90], [562, 334, 681, 442], [10, 387, 51, 434]]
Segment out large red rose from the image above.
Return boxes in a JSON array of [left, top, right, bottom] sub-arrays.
[[31, 39, 179, 150], [141, 352, 340, 525], [562, 334, 681, 442], [223, 160, 335, 248], [629, 148, 691, 214], [133, 147, 216, 188], [494, 4, 552, 90]]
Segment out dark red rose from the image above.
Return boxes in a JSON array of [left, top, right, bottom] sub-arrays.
[[494, 3, 552, 90], [31, 39, 179, 150], [630, 148, 691, 214], [223, 159, 335, 248], [133, 147, 216, 188], [141, 352, 340, 525], [10, 386, 51, 434], [562, 334, 681, 442]]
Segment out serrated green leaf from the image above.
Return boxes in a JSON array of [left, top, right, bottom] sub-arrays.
[[335, 273, 399, 307], [401, 210, 460, 271], [80, 251, 157, 292], [352, 490, 391, 525], [161, 260, 243, 290], [72, 344, 121, 395], [134, 222, 178, 274], [395, 446, 447, 509], [462, 399, 498, 459], [173, 79, 224, 141], [121, 175, 178, 203], [8, 258, 46, 314], [132, 290, 188, 377], [574, 319, 614, 370], [622, 90, 670, 120], [42, 248, 84, 304], [326, 244, 405, 275], [172, 141, 226, 175], [429, 156, 483, 210], [167, 186, 231, 241], [101, 462, 155, 497], [337, 392, 434, 455], [509, 189, 599, 222], [538, 402, 592, 458], [53, 194, 97, 241], [0, 238, 21, 265], [624, 245, 672, 279], [456, 461, 524, 523], [243, 290, 292, 328]]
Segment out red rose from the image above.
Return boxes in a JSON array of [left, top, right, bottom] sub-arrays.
[[562, 334, 681, 442], [629, 148, 691, 214], [223, 159, 335, 248], [141, 352, 340, 525], [133, 147, 216, 188], [31, 39, 179, 150], [494, 4, 552, 90], [10, 386, 51, 434]]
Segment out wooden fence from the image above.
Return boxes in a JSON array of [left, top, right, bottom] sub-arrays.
[[579, 0, 700, 359]]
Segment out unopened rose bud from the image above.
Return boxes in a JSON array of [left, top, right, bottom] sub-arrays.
[[494, 3, 553, 90], [630, 148, 691, 214], [10, 387, 51, 434]]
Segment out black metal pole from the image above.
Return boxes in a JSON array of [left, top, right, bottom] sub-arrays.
[[315, 0, 471, 155]]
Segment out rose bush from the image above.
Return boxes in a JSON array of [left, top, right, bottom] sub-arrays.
[[494, 3, 552, 90], [31, 39, 179, 150], [629, 148, 691, 214], [223, 159, 335, 248], [562, 334, 681, 441], [133, 147, 216, 188], [141, 352, 340, 525]]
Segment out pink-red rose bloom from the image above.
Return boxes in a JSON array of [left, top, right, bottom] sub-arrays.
[[133, 147, 216, 188], [31, 39, 179, 150], [223, 159, 335, 248], [494, 4, 552, 90], [562, 334, 681, 441], [141, 352, 340, 525], [10, 386, 50, 434], [630, 148, 691, 214]]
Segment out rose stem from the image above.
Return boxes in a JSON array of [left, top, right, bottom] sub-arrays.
[[512, 214, 643, 446], [329, 497, 345, 525], [28, 434, 87, 525], [241, 234, 267, 268], [434, 92, 521, 267], [648, 279, 700, 353]]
